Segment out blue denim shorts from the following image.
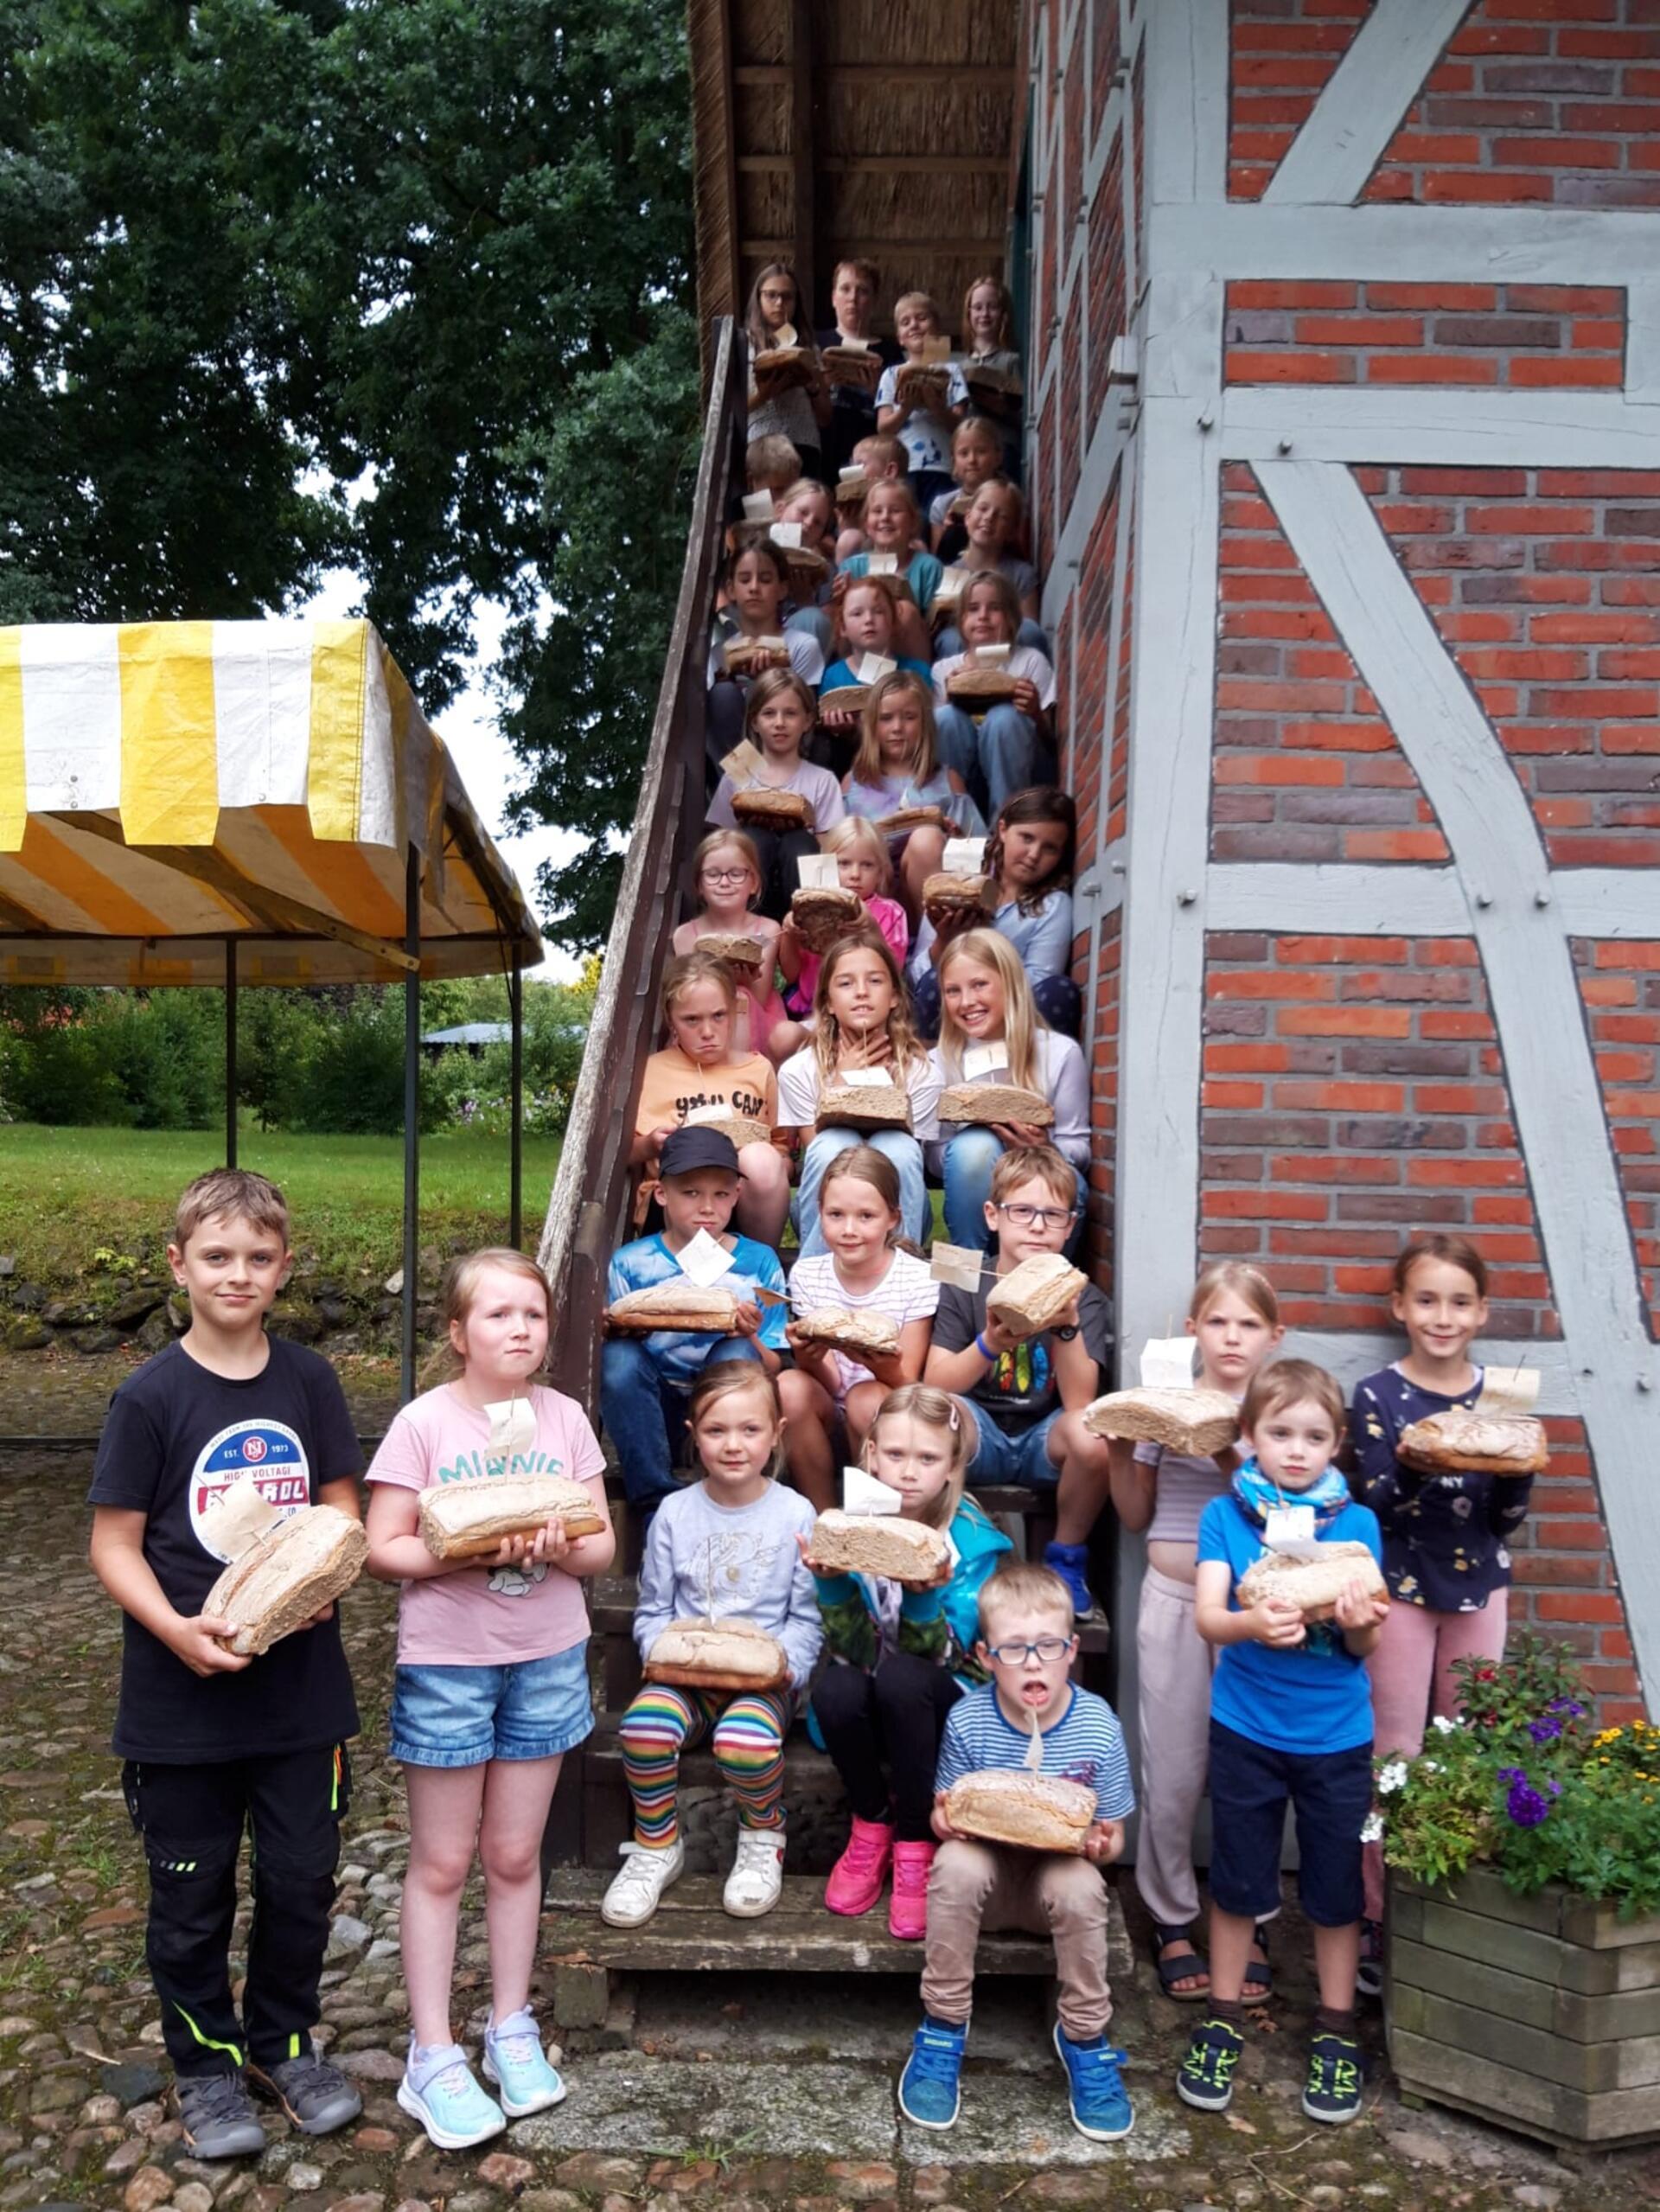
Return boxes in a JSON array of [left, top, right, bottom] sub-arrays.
[[390, 1645, 594, 1768], [961, 1402, 1061, 1487]]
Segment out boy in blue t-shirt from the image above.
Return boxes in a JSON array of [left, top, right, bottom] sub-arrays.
[[598, 1127, 788, 1510], [1178, 1358, 1388, 2128], [897, 1563, 1135, 2145]]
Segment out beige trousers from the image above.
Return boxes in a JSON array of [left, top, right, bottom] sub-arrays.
[[922, 1838, 1112, 2039], [1133, 1565, 1215, 1931]]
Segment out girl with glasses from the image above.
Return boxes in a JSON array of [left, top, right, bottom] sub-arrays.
[[674, 831, 786, 1060]]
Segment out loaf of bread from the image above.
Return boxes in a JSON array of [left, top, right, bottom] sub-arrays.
[[722, 640, 792, 681], [1397, 1410, 1549, 1477], [753, 344, 815, 392], [815, 1084, 914, 1134], [808, 1509, 949, 1582], [782, 544, 829, 593], [1083, 1386, 1240, 1455], [876, 804, 948, 835], [790, 885, 865, 951], [732, 785, 812, 830], [986, 1253, 1087, 1339], [923, 873, 993, 925], [823, 345, 884, 393], [896, 362, 949, 410], [818, 684, 872, 717], [682, 1103, 772, 1151], [946, 667, 1021, 708], [607, 1282, 741, 1334], [791, 1307, 902, 1361], [644, 1617, 790, 1692], [418, 1474, 606, 1561], [944, 1769, 1097, 1855], [834, 470, 869, 508], [695, 932, 768, 968], [963, 361, 1024, 402], [1237, 1542, 1389, 1622], [204, 1506, 368, 1658], [937, 1083, 1055, 1128]]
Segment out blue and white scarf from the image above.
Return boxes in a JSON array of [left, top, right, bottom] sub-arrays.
[[1230, 1455, 1352, 1534]]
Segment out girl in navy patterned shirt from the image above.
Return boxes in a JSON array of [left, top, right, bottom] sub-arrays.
[[1350, 1234, 1535, 1988]]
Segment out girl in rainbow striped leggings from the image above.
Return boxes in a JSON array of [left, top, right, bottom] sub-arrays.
[[601, 1364, 822, 1928]]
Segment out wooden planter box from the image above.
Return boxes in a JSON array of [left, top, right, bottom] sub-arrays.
[[1389, 1865, 1660, 2148]]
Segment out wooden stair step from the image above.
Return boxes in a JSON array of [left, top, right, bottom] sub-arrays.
[[588, 1574, 1110, 1653]]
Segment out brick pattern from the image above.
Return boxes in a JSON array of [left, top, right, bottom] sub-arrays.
[[1201, 931, 1553, 1334], [1225, 280, 1625, 390], [1229, 0, 1374, 201], [1510, 1418, 1642, 1723], [1370, 0, 1660, 210], [1216, 463, 1448, 862], [1573, 939, 1660, 1339], [1364, 467, 1660, 866], [1087, 134, 1127, 436]]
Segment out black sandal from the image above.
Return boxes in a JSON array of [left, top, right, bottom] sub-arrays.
[[1243, 1921, 1274, 2004], [1153, 1921, 1211, 2001]]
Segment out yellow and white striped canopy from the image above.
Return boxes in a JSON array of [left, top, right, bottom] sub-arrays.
[[0, 618, 543, 985]]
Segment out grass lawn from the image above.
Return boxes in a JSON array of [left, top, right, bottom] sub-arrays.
[[0, 1122, 562, 1283]]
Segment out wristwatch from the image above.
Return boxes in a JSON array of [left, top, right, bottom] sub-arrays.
[[1054, 1323, 1080, 1341]]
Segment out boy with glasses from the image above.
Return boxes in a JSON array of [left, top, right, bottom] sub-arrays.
[[898, 1562, 1135, 2141], [924, 1146, 1114, 1613]]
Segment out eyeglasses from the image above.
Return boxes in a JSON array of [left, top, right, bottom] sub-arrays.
[[986, 1636, 1073, 1665], [997, 1203, 1078, 1230], [701, 867, 751, 884]]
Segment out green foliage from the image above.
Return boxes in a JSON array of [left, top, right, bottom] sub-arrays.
[[5, 989, 222, 1127], [1376, 1636, 1660, 1918]]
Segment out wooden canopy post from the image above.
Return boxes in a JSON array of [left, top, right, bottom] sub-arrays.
[[401, 844, 422, 1403], [509, 943, 524, 1250], [224, 937, 238, 1170]]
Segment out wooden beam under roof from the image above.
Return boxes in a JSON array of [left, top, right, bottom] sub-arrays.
[[789, 0, 816, 333]]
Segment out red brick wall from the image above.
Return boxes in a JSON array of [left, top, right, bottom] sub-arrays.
[[1229, 0, 1374, 200], [1224, 281, 1625, 389]]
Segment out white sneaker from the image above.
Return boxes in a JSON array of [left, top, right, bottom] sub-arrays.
[[724, 1827, 786, 1918], [601, 1838, 685, 1928]]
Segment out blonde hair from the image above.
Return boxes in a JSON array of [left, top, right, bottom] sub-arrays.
[[895, 290, 942, 331], [865, 1384, 972, 1531], [952, 413, 1004, 460], [978, 1560, 1076, 1640], [851, 669, 938, 790], [966, 479, 1025, 537], [777, 477, 833, 531], [824, 813, 894, 893], [820, 1143, 904, 1243], [988, 1143, 1076, 1209], [961, 275, 1015, 350], [955, 569, 1023, 643], [935, 929, 1044, 1094], [863, 476, 921, 529], [809, 929, 924, 1089], [1191, 1260, 1280, 1329], [693, 829, 762, 904], [745, 434, 801, 490], [661, 949, 737, 1030], [852, 433, 906, 476], [425, 1246, 551, 1387], [174, 1168, 289, 1253], [744, 665, 817, 742], [688, 1359, 786, 1481]]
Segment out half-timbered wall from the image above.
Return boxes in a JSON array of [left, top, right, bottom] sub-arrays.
[[1026, 0, 1660, 1728]]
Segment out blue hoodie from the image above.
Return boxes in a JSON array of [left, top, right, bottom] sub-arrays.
[[809, 1493, 1012, 1691]]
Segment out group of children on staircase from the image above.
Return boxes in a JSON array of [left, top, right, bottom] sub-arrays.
[[82, 246, 1536, 2165]]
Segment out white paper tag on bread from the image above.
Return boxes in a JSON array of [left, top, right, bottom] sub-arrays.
[[933, 566, 972, 602], [866, 551, 900, 576], [757, 633, 788, 653], [742, 491, 776, 521], [1140, 1336, 1197, 1389], [721, 738, 764, 784], [1264, 1505, 1316, 1547], [486, 1398, 537, 1461], [973, 642, 1013, 669], [838, 1066, 895, 1090], [750, 1282, 787, 1308], [769, 520, 804, 550], [837, 334, 869, 355], [920, 336, 951, 365], [843, 1464, 902, 1517], [674, 1231, 737, 1288], [205, 1474, 282, 1560], [1476, 1364, 1540, 1416], [797, 853, 840, 890], [942, 836, 986, 878], [931, 1242, 987, 1292], [852, 651, 897, 685], [840, 464, 865, 484], [1261, 1535, 1326, 1562], [1025, 1705, 1044, 1773], [775, 322, 798, 350], [961, 1041, 1007, 1081]]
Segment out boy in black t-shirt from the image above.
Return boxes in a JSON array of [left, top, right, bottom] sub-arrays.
[[924, 1145, 1114, 1614], [89, 1170, 366, 2159]]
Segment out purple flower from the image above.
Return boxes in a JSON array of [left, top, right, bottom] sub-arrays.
[[1506, 1774, 1554, 1829], [1548, 1699, 1587, 1718], [1528, 1717, 1562, 1744]]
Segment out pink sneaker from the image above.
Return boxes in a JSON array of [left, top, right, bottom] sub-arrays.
[[824, 1814, 894, 1916], [889, 1839, 936, 1940]]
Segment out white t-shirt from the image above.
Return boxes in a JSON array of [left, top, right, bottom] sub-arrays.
[[707, 629, 825, 690], [777, 1044, 943, 1141], [932, 645, 1057, 713], [707, 758, 846, 836], [788, 1248, 940, 1400], [875, 360, 970, 474]]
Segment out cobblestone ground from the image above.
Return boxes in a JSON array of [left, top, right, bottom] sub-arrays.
[[0, 1351, 1657, 2212]]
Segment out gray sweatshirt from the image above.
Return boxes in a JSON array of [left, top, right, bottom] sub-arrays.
[[634, 1480, 823, 1691]]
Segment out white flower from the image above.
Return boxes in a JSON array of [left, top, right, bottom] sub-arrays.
[[1376, 1760, 1409, 1796], [1431, 1715, 1461, 1736], [1420, 1760, 1438, 1775], [1359, 1812, 1385, 1844]]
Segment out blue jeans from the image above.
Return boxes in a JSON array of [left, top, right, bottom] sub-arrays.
[[934, 702, 1039, 817], [933, 1128, 1088, 1255], [934, 617, 1051, 661], [912, 968, 1080, 1042], [599, 1333, 763, 1509], [961, 1401, 1062, 1487], [390, 1646, 593, 1768], [795, 1127, 929, 1256]]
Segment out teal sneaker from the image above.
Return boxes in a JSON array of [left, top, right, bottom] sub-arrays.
[[396, 2040, 506, 2150], [482, 2007, 566, 2119], [898, 2014, 967, 2130], [1052, 2023, 1133, 2141]]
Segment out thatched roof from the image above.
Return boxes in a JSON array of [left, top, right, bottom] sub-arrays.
[[689, 0, 1021, 367]]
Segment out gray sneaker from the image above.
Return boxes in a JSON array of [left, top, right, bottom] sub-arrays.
[[247, 2050, 363, 2136], [176, 2072, 267, 2159]]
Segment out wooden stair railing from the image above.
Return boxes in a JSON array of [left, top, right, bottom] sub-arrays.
[[537, 315, 748, 1408]]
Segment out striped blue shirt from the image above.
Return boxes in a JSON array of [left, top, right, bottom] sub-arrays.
[[935, 1683, 1135, 1820]]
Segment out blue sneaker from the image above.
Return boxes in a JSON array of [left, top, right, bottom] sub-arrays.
[[897, 2014, 967, 2130], [1043, 1540, 1097, 1618], [482, 2007, 566, 2119], [396, 2040, 506, 2151], [1052, 2022, 1134, 2141]]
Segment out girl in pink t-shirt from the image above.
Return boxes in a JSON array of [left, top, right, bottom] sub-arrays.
[[772, 815, 910, 1060], [366, 1249, 615, 2150]]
